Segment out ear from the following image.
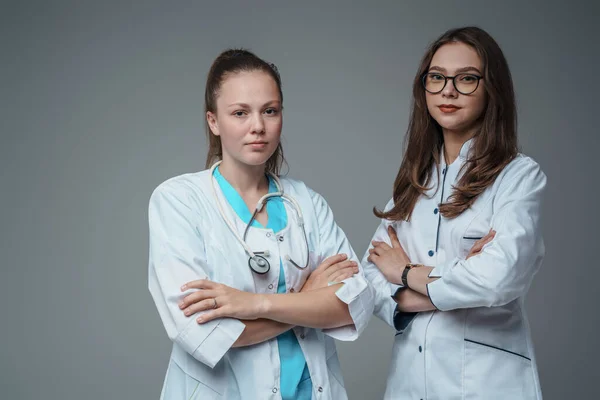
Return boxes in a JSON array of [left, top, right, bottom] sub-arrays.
[[206, 111, 220, 136]]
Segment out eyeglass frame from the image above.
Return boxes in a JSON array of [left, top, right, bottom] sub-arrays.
[[421, 72, 483, 95]]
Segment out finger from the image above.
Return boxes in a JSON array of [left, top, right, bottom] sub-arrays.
[[485, 230, 496, 240], [367, 254, 379, 265], [388, 226, 402, 248], [466, 249, 481, 259], [181, 279, 216, 292], [469, 232, 496, 254], [326, 259, 357, 271], [196, 307, 227, 324], [369, 247, 382, 257], [315, 254, 348, 272], [481, 230, 496, 241], [372, 241, 392, 252], [329, 266, 359, 283], [179, 289, 217, 309], [183, 298, 218, 316], [479, 233, 495, 247], [468, 241, 485, 255], [325, 261, 358, 279]]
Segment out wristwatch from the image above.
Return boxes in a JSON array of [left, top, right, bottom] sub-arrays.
[[401, 263, 423, 288]]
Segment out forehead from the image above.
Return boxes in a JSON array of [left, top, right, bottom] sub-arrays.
[[429, 42, 482, 72], [217, 70, 280, 104]]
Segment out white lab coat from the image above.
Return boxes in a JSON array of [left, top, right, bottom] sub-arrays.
[[363, 139, 546, 400], [148, 169, 374, 400]]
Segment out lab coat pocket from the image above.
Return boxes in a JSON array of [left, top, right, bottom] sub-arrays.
[[460, 236, 482, 259], [463, 339, 536, 400]]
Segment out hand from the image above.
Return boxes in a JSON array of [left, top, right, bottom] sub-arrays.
[[466, 229, 496, 259], [367, 225, 410, 285], [179, 279, 267, 324], [301, 254, 358, 292]]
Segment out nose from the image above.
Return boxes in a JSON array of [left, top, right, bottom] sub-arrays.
[[251, 113, 265, 134], [441, 77, 458, 98]]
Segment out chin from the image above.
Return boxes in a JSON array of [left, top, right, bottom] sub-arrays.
[[433, 115, 468, 132], [241, 153, 275, 167]]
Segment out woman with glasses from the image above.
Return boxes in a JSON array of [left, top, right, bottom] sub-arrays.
[[363, 27, 546, 399]]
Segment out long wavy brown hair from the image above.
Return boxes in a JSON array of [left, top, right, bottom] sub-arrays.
[[375, 26, 518, 221], [204, 49, 285, 175]]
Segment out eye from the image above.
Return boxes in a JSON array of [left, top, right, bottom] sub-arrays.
[[264, 108, 279, 116], [458, 74, 478, 82], [233, 110, 247, 117], [428, 73, 445, 81]]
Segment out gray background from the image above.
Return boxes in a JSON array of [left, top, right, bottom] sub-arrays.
[[1, 1, 598, 399]]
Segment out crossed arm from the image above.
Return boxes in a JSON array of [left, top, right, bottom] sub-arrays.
[[178, 254, 359, 347], [368, 225, 495, 312]]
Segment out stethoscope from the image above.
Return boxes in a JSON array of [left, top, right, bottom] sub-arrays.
[[210, 161, 310, 274]]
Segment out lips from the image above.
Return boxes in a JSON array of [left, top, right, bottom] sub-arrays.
[[248, 141, 268, 149], [438, 104, 461, 113]]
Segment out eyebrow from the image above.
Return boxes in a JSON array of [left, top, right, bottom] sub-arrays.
[[428, 65, 482, 74], [227, 100, 281, 108]]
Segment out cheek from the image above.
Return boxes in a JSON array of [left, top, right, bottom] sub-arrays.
[[425, 94, 437, 114], [218, 120, 246, 145], [266, 118, 283, 136], [466, 93, 487, 120]]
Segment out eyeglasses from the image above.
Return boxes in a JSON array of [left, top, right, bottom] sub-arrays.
[[422, 72, 483, 95]]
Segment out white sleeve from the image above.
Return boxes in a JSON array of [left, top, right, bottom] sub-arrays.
[[308, 188, 375, 341], [426, 159, 547, 311], [360, 199, 401, 328], [148, 183, 245, 368]]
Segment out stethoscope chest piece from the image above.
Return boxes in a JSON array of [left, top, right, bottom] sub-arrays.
[[249, 254, 270, 274], [210, 160, 309, 275]]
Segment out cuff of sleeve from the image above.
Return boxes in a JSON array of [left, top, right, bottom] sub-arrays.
[[177, 317, 245, 369], [393, 310, 418, 334], [426, 258, 463, 312], [391, 286, 417, 333], [428, 256, 459, 278], [323, 275, 373, 341]]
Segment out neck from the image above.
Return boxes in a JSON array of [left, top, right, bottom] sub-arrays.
[[442, 125, 478, 165], [218, 157, 269, 196]]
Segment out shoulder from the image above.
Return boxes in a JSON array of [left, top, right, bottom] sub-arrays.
[[498, 153, 546, 188], [279, 175, 318, 201], [492, 153, 547, 203], [383, 198, 395, 213], [278, 176, 335, 220], [149, 169, 213, 209]]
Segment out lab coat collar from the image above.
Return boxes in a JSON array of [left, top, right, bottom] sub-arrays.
[[440, 137, 476, 167], [459, 137, 475, 160]]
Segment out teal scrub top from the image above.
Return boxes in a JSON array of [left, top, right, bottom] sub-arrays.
[[214, 167, 312, 399]]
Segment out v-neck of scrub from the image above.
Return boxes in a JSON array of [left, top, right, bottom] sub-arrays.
[[213, 166, 288, 233]]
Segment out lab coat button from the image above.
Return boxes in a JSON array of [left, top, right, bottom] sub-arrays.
[[278, 235, 284, 242], [419, 345, 422, 352], [318, 386, 323, 392], [428, 250, 434, 257], [272, 387, 278, 393], [442, 168, 446, 174], [266, 232, 272, 237], [268, 284, 274, 289], [300, 333, 305, 339], [434, 208, 439, 214], [290, 288, 295, 293]]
